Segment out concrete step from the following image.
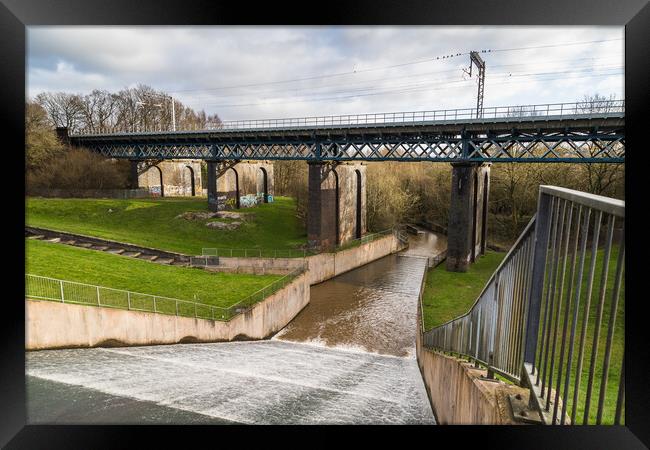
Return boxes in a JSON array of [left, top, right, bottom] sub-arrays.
[[121, 251, 141, 258], [62, 240, 77, 245], [45, 237, 61, 243], [90, 245, 110, 251], [171, 260, 188, 266], [27, 235, 45, 240], [137, 254, 159, 261], [106, 248, 125, 255], [76, 242, 93, 248], [153, 258, 174, 265]]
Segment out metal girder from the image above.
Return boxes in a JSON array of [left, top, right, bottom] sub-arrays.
[[90, 133, 624, 163]]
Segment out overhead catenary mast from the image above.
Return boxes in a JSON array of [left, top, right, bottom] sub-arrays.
[[465, 51, 486, 119]]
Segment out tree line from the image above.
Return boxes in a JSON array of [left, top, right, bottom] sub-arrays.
[[33, 84, 222, 134]]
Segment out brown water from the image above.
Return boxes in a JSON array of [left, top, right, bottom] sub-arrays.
[[275, 230, 447, 357]]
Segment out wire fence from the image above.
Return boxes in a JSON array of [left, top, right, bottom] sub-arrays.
[[422, 185, 625, 425], [201, 248, 313, 258], [25, 267, 304, 322]]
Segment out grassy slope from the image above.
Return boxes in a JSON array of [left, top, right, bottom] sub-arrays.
[[26, 196, 306, 255], [421, 251, 506, 330], [421, 246, 624, 424], [26, 239, 281, 309]]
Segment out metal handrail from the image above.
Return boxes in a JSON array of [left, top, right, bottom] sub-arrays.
[[71, 100, 624, 136], [25, 268, 304, 321], [422, 185, 625, 425], [201, 248, 312, 258]]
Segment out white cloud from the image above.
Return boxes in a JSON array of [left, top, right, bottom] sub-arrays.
[[27, 26, 624, 121]]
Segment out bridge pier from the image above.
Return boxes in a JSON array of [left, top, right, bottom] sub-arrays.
[[307, 162, 366, 251], [128, 160, 139, 189], [446, 162, 491, 272], [207, 160, 219, 211]]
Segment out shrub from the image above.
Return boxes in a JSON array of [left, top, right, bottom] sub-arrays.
[[26, 147, 130, 191]]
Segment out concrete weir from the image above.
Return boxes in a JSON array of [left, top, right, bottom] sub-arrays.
[[26, 341, 434, 424], [26, 232, 438, 424]]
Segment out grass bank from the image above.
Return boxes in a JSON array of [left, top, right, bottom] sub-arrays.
[[26, 239, 282, 311], [26, 196, 306, 255], [421, 251, 506, 330]]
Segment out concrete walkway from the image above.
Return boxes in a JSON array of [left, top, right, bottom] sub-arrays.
[[27, 340, 435, 425]]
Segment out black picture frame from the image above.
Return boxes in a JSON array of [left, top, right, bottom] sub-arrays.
[[2, 0, 648, 447]]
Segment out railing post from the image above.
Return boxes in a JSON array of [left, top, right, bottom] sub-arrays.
[[127, 291, 131, 310], [60, 280, 65, 303], [97, 286, 101, 305], [522, 192, 553, 380]]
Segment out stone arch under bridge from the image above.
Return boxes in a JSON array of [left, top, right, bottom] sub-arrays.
[[137, 160, 203, 197], [307, 162, 367, 250]]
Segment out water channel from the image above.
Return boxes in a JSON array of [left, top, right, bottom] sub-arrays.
[[26, 230, 446, 425]]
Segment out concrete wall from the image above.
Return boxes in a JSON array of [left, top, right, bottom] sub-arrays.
[[415, 268, 526, 424], [26, 272, 309, 350], [139, 160, 203, 197], [305, 233, 400, 285], [211, 233, 403, 285]]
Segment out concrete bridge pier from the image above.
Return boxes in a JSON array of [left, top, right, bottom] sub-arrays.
[[446, 162, 491, 272], [307, 161, 367, 251]]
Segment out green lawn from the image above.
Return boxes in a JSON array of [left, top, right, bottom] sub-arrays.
[[420, 246, 624, 425], [26, 196, 306, 255], [26, 239, 283, 318], [421, 251, 506, 330]]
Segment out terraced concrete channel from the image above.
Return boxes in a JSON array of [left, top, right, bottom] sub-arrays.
[[26, 226, 191, 266], [26, 229, 445, 424]]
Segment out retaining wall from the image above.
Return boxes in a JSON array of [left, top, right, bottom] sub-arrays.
[[415, 270, 526, 424], [212, 234, 404, 284], [26, 272, 309, 350]]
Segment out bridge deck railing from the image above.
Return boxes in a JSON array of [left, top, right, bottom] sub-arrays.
[[72, 100, 624, 135], [422, 185, 625, 425]]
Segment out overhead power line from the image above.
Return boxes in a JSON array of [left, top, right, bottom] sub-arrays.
[[189, 69, 622, 109], [167, 38, 622, 95], [180, 65, 622, 107]]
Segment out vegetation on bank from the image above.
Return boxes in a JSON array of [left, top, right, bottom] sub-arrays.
[[26, 238, 282, 310], [421, 251, 506, 330], [26, 196, 307, 255]]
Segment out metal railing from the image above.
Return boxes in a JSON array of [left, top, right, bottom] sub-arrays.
[[72, 100, 624, 136], [423, 216, 537, 381], [422, 185, 625, 425], [25, 267, 304, 322], [332, 229, 394, 252], [201, 248, 312, 258]]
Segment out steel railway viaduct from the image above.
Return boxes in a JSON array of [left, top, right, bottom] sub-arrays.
[[64, 101, 625, 272]]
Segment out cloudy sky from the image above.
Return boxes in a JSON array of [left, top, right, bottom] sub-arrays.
[[27, 26, 624, 121]]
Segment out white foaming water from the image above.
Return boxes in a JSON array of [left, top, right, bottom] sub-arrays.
[[27, 340, 435, 424]]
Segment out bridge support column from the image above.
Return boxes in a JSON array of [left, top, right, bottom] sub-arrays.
[[207, 160, 219, 211], [446, 162, 491, 272], [307, 162, 337, 251], [128, 160, 139, 189]]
